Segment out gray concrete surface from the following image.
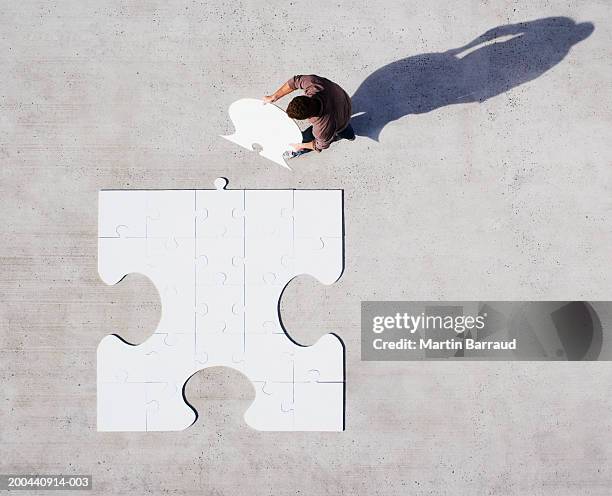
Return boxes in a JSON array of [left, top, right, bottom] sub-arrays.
[[2, 1, 612, 494]]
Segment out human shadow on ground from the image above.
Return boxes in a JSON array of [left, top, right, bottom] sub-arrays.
[[350, 17, 594, 140]]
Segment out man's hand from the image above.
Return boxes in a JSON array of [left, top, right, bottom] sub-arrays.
[[290, 141, 316, 151], [263, 81, 295, 104]]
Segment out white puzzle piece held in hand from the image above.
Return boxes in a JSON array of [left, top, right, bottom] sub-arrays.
[[221, 98, 302, 169], [97, 178, 344, 432]]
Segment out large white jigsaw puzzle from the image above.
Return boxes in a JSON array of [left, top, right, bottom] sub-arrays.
[[97, 178, 345, 431], [221, 98, 302, 169]]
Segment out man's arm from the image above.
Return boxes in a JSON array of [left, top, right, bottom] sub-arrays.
[[291, 123, 335, 152], [448, 20, 535, 56], [263, 81, 294, 103]]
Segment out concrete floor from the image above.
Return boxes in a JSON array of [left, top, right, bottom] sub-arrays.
[[2, 1, 612, 494]]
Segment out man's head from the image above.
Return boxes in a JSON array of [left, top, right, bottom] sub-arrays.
[[286, 96, 321, 120]]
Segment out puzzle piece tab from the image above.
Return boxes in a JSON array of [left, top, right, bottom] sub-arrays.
[[221, 98, 302, 169]]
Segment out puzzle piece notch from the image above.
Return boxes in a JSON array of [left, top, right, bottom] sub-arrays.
[[221, 98, 302, 169]]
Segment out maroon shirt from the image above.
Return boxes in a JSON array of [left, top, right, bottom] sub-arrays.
[[287, 75, 352, 151]]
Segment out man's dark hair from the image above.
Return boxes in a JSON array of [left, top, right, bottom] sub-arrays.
[[286, 96, 321, 120]]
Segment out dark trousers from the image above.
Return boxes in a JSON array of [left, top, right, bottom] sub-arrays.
[[301, 122, 355, 149]]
